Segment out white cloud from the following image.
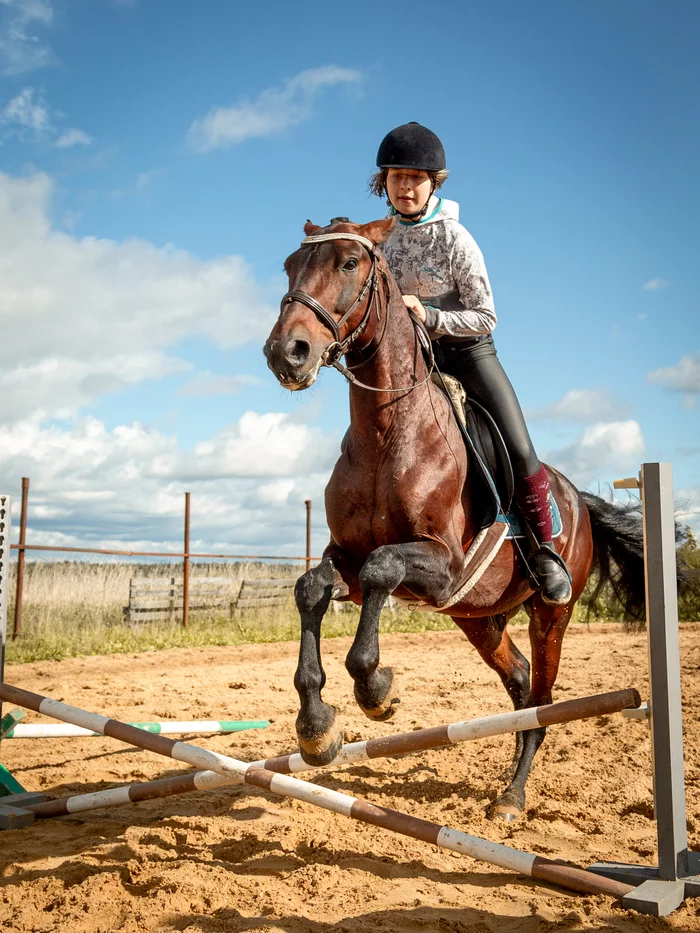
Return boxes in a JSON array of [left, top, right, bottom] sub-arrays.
[[0, 167, 342, 555], [167, 411, 338, 481], [643, 277, 671, 291], [0, 167, 339, 554], [1, 86, 50, 134], [177, 372, 263, 397], [0, 353, 190, 424], [0, 170, 276, 426], [545, 420, 645, 488], [187, 65, 362, 152], [647, 356, 700, 407], [1, 86, 92, 147], [258, 479, 296, 506], [676, 487, 700, 537], [54, 127, 92, 148], [0, 412, 337, 555], [528, 388, 628, 424], [0, 0, 53, 76]]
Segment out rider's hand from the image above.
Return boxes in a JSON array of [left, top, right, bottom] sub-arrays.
[[402, 294, 427, 322]]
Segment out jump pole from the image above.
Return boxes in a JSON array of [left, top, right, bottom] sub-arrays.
[[0, 681, 633, 900], [589, 462, 700, 915], [3, 719, 270, 739], [16, 688, 640, 818]]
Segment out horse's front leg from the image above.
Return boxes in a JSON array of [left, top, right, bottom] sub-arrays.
[[294, 556, 348, 765], [346, 541, 458, 721]]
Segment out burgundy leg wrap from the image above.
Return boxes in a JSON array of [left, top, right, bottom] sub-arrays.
[[515, 464, 552, 544]]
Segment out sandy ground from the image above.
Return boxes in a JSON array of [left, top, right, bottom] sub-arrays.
[[1, 624, 699, 933]]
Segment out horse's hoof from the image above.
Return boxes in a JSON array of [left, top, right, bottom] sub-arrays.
[[296, 718, 344, 767], [354, 668, 400, 722], [487, 791, 524, 822]]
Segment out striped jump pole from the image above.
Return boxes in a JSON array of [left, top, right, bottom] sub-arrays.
[[259, 688, 641, 775], [0, 682, 634, 900], [18, 688, 640, 821], [21, 688, 640, 820], [3, 719, 269, 739]]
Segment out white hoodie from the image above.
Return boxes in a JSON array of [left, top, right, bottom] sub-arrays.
[[382, 196, 497, 341]]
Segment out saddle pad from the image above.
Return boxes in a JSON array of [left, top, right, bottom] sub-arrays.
[[498, 492, 563, 540], [393, 495, 561, 614]]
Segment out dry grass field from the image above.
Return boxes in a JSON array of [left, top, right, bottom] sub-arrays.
[[4, 560, 460, 664]]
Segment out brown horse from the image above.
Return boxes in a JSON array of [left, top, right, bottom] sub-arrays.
[[264, 217, 644, 821]]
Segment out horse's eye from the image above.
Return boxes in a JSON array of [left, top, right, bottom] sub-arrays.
[[343, 258, 358, 271]]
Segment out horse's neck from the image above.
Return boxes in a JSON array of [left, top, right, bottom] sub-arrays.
[[346, 275, 430, 443]]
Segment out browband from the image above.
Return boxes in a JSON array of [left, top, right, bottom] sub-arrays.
[[301, 232, 376, 251]]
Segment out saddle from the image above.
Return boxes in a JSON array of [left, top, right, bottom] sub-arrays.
[[433, 372, 512, 530], [432, 371, 562, 540]]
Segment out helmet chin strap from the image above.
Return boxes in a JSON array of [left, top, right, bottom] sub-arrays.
[[392, 184, 436, 222]]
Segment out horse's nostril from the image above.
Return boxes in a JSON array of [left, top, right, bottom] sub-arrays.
[[287, 339, 311, 367]]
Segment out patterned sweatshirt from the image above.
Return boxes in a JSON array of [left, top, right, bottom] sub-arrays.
[[382, 196, 497, 341]]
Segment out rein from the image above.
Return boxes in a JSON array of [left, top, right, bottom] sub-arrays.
[[281, 232, 434, 394]]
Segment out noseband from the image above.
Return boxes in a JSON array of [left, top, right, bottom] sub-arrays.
[[280, 232, 381, 369]]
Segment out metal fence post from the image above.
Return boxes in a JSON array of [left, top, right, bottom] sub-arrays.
[[305, 500, 311, 572], [183, 492, 190, 629], [12, 478, 28, 640]]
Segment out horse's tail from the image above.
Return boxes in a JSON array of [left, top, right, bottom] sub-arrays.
[[580, 492, 646, 623]]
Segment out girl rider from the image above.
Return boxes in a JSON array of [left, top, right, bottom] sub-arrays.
[[371, 121, 571, 606]]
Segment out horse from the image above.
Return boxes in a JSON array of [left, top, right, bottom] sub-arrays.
[[263, 217, 644, 821]]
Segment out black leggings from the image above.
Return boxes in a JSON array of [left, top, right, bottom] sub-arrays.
[[435, 336, 540, 479]]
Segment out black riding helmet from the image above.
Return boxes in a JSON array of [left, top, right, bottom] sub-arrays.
[[376, 122, 446, 172]]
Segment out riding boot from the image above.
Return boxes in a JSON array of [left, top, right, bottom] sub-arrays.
[[515, 464, 572, 607]]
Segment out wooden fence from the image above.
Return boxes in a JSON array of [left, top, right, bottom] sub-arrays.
[[8, 478, 319, 634], [235, 578, 296, 610], [124, 576, 296, 624]]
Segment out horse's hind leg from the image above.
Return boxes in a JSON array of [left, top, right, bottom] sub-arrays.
[[475, 602, 572, 822], [453, 614, 533, 820], [489, 602, 573, 820], [294, 556, 349, 766], [346, 541, 458, 722]]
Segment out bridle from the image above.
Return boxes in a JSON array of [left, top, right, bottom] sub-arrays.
[[281, 232, 381, 369], [280, 232, 434, 393]]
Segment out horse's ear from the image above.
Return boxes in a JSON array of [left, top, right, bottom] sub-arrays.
[[358, 217, 396, 244], [304, 220, 322, 236]]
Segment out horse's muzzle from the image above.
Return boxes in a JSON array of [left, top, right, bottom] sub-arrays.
[[264, 335, 321, 390]]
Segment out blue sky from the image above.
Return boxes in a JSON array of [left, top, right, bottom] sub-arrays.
[[0, 0, 698, 559]]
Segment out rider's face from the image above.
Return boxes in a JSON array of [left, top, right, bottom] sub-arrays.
[[386, 169, 432, 215]]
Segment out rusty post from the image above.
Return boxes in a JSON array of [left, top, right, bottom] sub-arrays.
[[304, 500, 312, 572], [13, 477, 29, 640], [183, 492, 190, 629]]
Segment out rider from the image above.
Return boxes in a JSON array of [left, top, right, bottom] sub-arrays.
[[370, 121, 572, 607]]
